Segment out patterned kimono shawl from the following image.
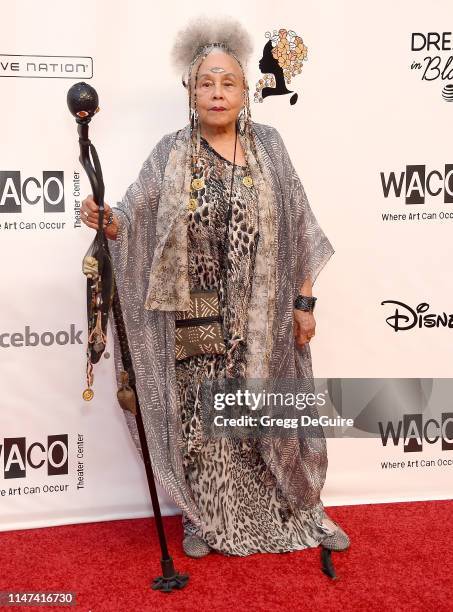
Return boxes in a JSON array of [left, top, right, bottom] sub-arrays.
[[108, 122, 334, 527]]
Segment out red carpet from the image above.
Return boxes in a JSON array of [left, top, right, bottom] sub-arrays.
[[1, 500, 451, 612]]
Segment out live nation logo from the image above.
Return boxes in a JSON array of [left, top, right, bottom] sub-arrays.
[[381, 300, 453, 332], [410, 32, 453, 101], [0, 54, 93, 79]]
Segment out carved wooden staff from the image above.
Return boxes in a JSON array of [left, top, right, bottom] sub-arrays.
[[67, 82, 189, 593]]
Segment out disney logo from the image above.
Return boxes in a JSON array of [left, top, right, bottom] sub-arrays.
[[381, 300, 453, 331]]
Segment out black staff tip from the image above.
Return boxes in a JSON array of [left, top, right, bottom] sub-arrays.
[[67, 82, 100, 121]]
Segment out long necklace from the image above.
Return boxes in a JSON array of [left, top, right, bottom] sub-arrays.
[[189, 126, 256, 353]]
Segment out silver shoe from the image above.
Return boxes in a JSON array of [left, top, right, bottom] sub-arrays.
[[322, 524, 350, 551], [182, 535, 211, 558]]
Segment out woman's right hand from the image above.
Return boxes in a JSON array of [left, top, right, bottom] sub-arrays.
[[81, 194, 119, 240]]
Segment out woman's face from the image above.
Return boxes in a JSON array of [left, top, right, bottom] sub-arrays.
[[190, 50, 245, 130]]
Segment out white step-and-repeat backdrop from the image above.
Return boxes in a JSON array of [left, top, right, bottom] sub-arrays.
[[1, 0, 452, 531]]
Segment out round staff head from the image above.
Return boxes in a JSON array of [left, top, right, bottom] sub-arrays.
[[67, 82, 100, 123]]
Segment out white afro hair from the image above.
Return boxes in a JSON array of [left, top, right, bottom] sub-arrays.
[[170, 15, 254, 75]]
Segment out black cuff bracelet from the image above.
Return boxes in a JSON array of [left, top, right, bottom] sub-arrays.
[[294, 295, 317, 312]]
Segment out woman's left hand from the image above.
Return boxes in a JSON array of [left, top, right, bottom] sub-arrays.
[[293, 310, 316, 348]]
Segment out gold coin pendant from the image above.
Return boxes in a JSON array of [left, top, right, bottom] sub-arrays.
[[83, 388, 94, 401], [191, 177, 205, 191]]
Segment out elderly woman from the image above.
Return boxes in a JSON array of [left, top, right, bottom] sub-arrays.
[[81, 17, 350, 563]]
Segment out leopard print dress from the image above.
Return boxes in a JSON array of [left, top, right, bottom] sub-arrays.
[[175, 137, 329, 556]]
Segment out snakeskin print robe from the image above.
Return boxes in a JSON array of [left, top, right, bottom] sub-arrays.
[[108, 122, 334, 531]]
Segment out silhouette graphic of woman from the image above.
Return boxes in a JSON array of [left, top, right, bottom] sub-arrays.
[[254, 29, 308, 106]]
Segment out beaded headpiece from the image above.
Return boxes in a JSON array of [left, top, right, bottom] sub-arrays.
[[170, 17, 262, 212]]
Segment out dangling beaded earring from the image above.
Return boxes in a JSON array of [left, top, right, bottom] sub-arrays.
[[242, 78, 264, 177], [237, 107, 247, 136], [190, 107, 198, 131]]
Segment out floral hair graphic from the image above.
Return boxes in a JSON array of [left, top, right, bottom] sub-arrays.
[[254, 28, 308, 105]]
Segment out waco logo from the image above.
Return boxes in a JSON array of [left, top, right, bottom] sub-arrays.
[[378, 413, 453, 452], [0, 435, 68, 478], [380, 164, 453, 204], [0, 171, 64, 213]]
